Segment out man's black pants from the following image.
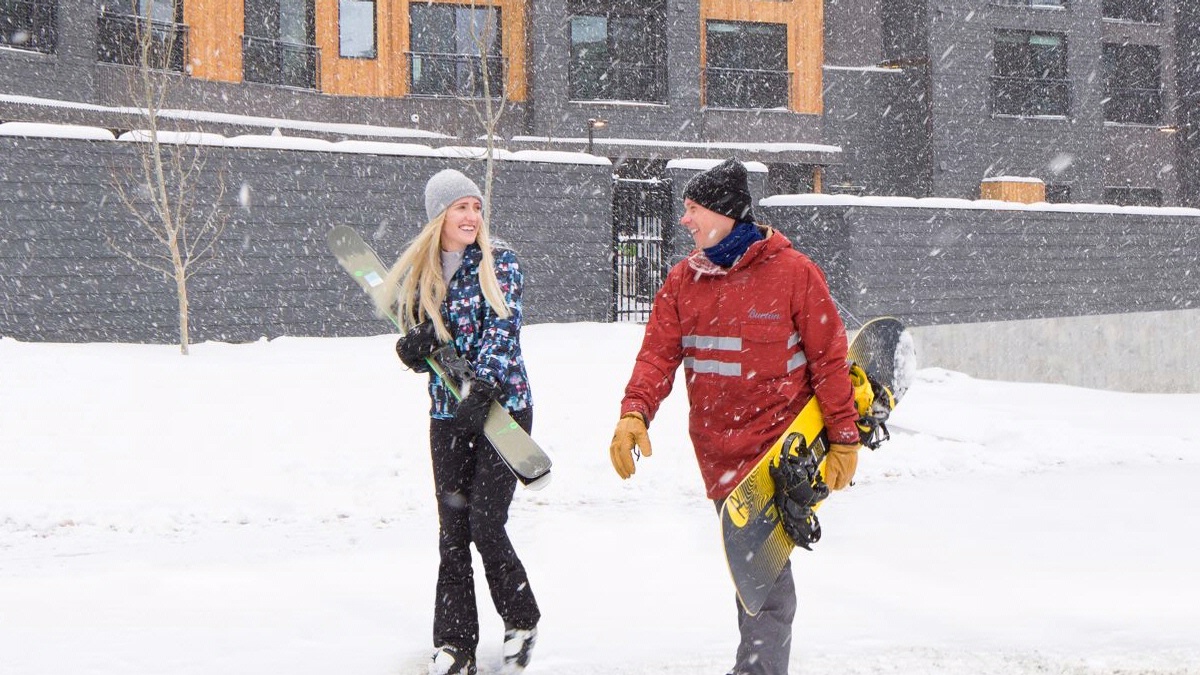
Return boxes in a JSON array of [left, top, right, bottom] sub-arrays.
[[429, 407, 540, 656]]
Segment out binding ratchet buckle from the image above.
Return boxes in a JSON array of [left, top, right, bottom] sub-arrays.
[[850, 363, 894, 450]]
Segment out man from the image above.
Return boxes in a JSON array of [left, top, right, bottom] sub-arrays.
[[608, 158, 862, 675]]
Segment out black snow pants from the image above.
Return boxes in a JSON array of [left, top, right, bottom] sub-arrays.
[[429, 407, 540, 656]]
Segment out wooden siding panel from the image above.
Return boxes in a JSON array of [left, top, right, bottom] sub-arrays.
[[318, 0, 397, 96], [701, 0, 823, 114], [185, 0, 243, 82], [315, 0, 525, 99]]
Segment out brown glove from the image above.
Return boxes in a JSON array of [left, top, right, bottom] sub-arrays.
[[823, 443, 861, 491], [609, 412, 652, 479]]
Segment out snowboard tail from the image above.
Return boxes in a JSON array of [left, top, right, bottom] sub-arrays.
[[719, 317, 915, 614], [326, 225, 552, 489]]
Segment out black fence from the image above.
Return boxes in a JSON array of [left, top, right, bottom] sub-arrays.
[[612, 178, 673, 322], [97, 12, 188, 72], [704, 67, 791, 109], [407, 52, 504, 98], [570, 62, 667, 103], [242, 35, 320, 90], [0, 0, 56, 54], [1104, 87, 1163, 125], [991, 76, 1072, 117]]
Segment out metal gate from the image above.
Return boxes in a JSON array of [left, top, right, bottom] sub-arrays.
[[612, 178, 673, 322]]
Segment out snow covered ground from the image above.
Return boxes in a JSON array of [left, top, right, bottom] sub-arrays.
[[2, 322, 1198, 675]]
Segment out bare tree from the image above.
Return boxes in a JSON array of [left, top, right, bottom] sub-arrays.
[[464, 0, 507, 218], [106, 1, 227, 355]]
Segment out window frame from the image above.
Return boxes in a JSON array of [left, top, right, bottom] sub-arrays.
[[991, 29, 1071, 118], [1, 0, 58, 54], [338, 0, 376, 59], [1102, 0, 1162, 24], [407, 2, 504, 99], [1102, 42, 1162, 125], [567, 2, 668, 104], [703, 19, 791, 110], [96, 0, 188, 72], [243, 0, 320, 89]]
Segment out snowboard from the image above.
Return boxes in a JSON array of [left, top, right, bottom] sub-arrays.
[[326, 225, 553, 490], [719, 317, 915, 614]]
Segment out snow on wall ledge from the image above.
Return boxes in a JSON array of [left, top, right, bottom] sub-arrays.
[[760, 192, 1200, 218], [0, 122, 613, 166]]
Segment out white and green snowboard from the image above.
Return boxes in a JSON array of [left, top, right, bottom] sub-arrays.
[[326, 225, 553, 489]]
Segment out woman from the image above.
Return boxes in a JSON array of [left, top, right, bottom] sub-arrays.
[[379, 169, 539, 675]]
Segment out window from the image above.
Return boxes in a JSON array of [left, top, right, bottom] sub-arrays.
[[1103, 0, 1161, 24], [1103, 187, 1162, 207], [1, 0, 57, 54], [705, 20, 789, 109], [338, 0, 375, 58], [409, 3, 502, 98], [992, 30, 1069, 117], [244, 0, 319, 89], [97, 0, 187, 72], [569, 0, 667, 103], [1103, 44, 1161, 124]]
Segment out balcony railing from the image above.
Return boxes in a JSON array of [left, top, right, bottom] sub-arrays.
[[1, 0, 57, 54], [408, 52, 505, 99], [97, 12, 188, 72], [1104, 87, 1163, 125], [242, 35, 320, 90], [570, 62, 667, 103], [703, 67, 791, 110], [991, 75, 1071, 117]]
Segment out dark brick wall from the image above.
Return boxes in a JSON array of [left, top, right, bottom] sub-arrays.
[[764, 199, 1200, 327], [0, 136, 612, 343]]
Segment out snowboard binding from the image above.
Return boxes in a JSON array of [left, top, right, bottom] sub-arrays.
[[770, 432, 830, 550], [850, 362, 895, 450]]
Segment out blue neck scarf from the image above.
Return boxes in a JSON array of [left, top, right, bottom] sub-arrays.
[[704, 222, 763, 268]]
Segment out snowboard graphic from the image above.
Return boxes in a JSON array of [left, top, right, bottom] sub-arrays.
[[719, 317, 915, 614], [326, 225, 553, 489]]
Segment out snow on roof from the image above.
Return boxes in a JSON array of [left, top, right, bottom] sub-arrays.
[[823, 65, 906, 74], [981, 175, 1046, 184], [760, 192, 1200, 217], [0, 93, 452, 140], [666, 158, 769, 173], [332, 139, 440, 157], [226, 134, 337, 151], [118, 130, 227, 146], [511, 135, 841, 154], [505, 150, 612, 166], [0, 121, 114, 140]]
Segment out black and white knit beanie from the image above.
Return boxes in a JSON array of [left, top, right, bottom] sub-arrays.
[[683, 158, 755, 223], [424, 169, 483, 222]]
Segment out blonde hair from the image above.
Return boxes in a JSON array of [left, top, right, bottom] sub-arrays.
[[376, 208, 511, 341]]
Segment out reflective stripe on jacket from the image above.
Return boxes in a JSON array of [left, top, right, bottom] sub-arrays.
[[620, 229, 858, 500]]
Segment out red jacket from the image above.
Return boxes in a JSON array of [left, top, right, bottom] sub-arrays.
[[620, 230, 859, 500]]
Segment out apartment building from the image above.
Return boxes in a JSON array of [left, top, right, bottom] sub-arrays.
[[0, 0, 1194, 204]]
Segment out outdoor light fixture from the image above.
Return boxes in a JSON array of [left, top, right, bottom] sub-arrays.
[[586, 118, 608, 154], [1158, 125, 1179, 134]]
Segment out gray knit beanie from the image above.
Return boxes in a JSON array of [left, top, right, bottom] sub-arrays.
[[424, 169, 483, 222]]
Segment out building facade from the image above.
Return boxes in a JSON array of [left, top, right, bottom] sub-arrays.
[[1, 0, 1193, 203]]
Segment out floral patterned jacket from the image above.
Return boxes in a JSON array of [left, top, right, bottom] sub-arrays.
[[427, 243, 532, 419]]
